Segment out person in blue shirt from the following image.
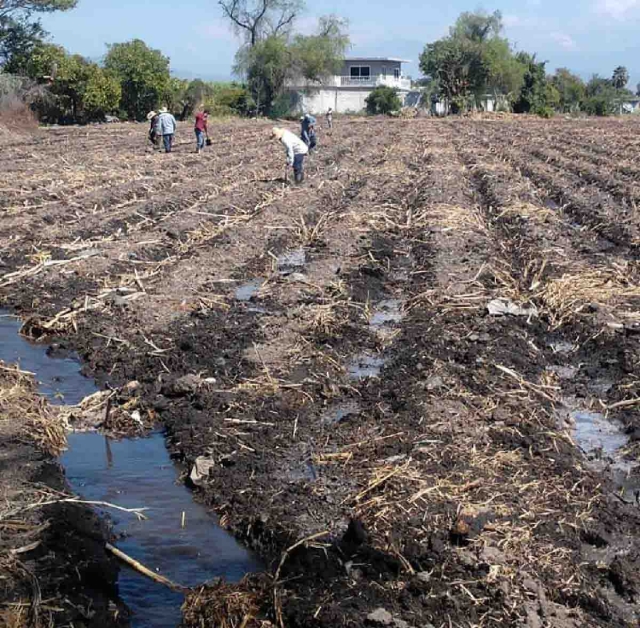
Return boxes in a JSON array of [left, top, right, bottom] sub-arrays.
[[157, 107, 177, 153], [300, 113, 317, 151]]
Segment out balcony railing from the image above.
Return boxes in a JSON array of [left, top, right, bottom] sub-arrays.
[[340, 75, 411, 89]]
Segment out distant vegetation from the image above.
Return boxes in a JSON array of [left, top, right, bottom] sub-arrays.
[[420, 10, 636, 116], [0, 2, 636, 123]]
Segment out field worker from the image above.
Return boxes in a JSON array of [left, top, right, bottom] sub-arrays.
[[300, 113, 317, 150], [272, 127, 308, 184], [326, 108, 333, 129], [147, 111, 161, 147], [194, 108, 209, 153], [158, 106, 177, 153]]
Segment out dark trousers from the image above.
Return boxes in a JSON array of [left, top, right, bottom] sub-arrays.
[[195, 129, 205, 150], [163, 134, 174, 153], [293, 153, 305, 183], [302, 131, 317, 149]]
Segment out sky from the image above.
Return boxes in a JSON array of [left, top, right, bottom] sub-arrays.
[[39, 0, 640, 87]]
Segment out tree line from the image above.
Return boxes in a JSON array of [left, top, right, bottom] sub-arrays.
[[1, 2, 636, 123], [419, 11, 636, 116], [0, 0, 350, 123]]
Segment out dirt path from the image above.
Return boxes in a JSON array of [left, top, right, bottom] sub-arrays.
[[2, 116, 640, 627]]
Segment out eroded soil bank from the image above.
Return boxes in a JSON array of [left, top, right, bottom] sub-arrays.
[[2, 117, 640, 626], [0, 362, 126, 627]]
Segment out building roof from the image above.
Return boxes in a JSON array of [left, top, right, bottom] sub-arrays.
[[344, 57, 411, 64]]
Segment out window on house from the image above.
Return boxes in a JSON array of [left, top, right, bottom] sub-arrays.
[[349, 66, 371, 79], [394, 68, 400, 79]]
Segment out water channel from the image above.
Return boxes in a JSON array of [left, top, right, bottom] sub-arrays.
[[0, 311, 259, 627]]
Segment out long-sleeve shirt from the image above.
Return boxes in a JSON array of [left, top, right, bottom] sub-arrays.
[[158, 112, 177, 135], [301, 115, 317, 143], [280, 129, 308, 165]]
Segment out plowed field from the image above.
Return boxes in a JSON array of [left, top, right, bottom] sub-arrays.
[[2, 116, 640, 627]]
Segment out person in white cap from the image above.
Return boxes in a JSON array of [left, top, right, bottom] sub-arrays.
[[147, 110, 161, 148], [272, 127, 308, 184], [157, 106, 177, 153]]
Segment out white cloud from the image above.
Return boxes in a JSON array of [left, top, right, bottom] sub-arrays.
[[596, 0, 640, 19], [551, 32, 578, 50]]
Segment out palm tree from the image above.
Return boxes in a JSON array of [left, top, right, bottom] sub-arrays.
[[612, 66, 629, 90]]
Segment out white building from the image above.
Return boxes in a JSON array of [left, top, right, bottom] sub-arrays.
[[287, 57, 412, 114]]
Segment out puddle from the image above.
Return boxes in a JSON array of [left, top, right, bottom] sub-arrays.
[[235, 279, 263, 302], [557, 394, 640, 504], [277, 248, 306, 275], [62, 433, 259, 627], [348, 354, 385, 380], [571, 410, 628, 456], [0, 311, 96, 404], [370, 300, 403, 329], [0, 310, 259, 626], [322, 401, 360, 425]]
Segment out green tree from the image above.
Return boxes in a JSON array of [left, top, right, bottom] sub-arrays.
[[204, 82, 253, 116], [420, 37, 482, 112], [0, 0, 77, 18], [83, 65, 121, 119], [483, 37, 524, 102], [612, 66, 629, 90], [550, 68, 585, 113], [582, 74, 618, 116], [451, 9, 502, 42], [512, 52, 548, 114], [219, 0, 303, 47], [104, 39, 170, 120], [234, 15, 348, 115], [182, 78, 214, 117], [0, 15, 46, 70], [290, 15, 349, 82], [0, 0, 76, 72], [21, 43, 118, 122], [419, 10, 522, 113], [234, 34, 290, 115], [365, 85, 401, 115]]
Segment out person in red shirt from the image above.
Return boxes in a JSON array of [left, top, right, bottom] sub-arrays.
[[194, 109, 209, 153]]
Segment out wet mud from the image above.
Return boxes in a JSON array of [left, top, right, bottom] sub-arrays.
[[2, 118, 640, 627]]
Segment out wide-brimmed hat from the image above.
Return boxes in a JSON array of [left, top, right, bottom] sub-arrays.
[[272, 127, 285, 139], [146, 111, 157, 120], [159, 106, 168, 114]]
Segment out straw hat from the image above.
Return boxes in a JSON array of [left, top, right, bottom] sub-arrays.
[[159, 106, 168, 114], [146, 111, 157, 120], [272, 127, 285, 139]]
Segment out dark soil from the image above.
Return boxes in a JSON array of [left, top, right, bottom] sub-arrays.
[[2, 117, 640, 627]]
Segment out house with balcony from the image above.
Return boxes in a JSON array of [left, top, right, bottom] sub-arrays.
[[287, 57, 412, 114]]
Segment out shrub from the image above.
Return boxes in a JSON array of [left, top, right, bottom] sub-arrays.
[[365, 86, 402, 115], [204, 83, 255, 117], [0, 73, 38, 130]]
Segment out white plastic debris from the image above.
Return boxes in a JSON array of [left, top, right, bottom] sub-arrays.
[[487, 298, 538, 318], [190, 456, 216, 486]]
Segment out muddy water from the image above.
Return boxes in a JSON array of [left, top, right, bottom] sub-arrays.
[[61, 433, 260, 627], [0, 312, 96, 404], [564, 400, 640, 503], [0, 311, 259, 627]]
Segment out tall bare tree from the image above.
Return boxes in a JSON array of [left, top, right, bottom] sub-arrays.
[[219, 0, 303, 47]]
